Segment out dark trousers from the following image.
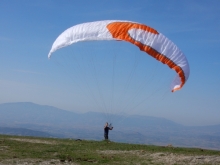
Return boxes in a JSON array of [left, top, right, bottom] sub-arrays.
[[104, 133, 108, 140]]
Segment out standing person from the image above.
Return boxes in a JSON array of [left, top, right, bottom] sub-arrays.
[[104, 122, 113, 140]]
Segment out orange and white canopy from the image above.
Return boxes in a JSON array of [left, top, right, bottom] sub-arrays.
[[48, 20, 190, 92]]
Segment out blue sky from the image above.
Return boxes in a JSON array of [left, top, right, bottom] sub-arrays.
[[0, 0, 220, 126]]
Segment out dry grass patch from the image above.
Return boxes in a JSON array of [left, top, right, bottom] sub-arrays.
[[147, 152, 220, 165], [9, 138, 58, 145], [98, 150, 220, 165]]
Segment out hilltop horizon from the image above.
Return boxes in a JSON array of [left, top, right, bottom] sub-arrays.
[[0, 102, 220, 150]]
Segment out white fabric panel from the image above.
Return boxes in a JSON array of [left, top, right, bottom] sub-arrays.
[[128, 28, 189, 91], [48, 20, 190, 92], [48, 20, 116, 58]]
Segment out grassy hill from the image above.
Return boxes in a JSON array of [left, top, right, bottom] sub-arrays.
[[0, 134, 220, 165]]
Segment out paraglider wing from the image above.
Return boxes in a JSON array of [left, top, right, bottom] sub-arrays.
[[48, 20, 190, 92]]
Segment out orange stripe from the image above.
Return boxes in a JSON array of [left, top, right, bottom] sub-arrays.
[[107, 22, 185, 92]]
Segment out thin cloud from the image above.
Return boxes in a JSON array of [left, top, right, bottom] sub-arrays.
[[162, 22, 218, 36], [186, 1, 219, 14], [213, 62, 220, 66], [13, 69, 43, 75], [0, 37, 12, 41], [71, 7, 144, 17], [100, 7, 144, 14]]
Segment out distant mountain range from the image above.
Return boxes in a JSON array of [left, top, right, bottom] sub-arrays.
[[0, 102, 220, 150]]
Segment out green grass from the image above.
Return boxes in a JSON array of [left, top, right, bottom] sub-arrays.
[[0, 134, 219, 165]]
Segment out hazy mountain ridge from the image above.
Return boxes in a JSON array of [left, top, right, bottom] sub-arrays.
[[0, 126, 54, 137], [0, 102, 220, 150]]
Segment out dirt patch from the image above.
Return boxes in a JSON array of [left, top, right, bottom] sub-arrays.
[[98, 150, 220, 165], [99, 150, 139, 155], [0, 146, 9, 151], [9, 138, 57, 145], [149, 152, 220, 165]]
